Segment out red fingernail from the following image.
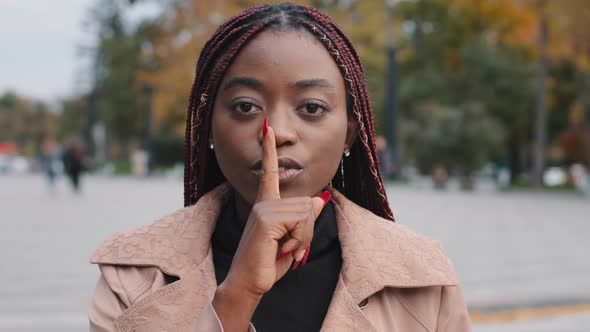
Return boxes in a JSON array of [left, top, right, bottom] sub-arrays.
[[301, 244, 311, 266], [320, 191, 332, 205], [292, 259, 301, 270], [276, 250, 292, 261], [263, 117, 268, 138]]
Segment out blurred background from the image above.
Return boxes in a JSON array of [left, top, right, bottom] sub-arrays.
[[1, 0, 589, 331]]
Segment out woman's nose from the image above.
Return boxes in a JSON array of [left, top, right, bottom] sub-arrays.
[[267, 110, 298, 147]]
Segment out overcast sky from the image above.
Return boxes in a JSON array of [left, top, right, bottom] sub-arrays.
[[0, 0, 95, 102], [0, 0, 160, 103]]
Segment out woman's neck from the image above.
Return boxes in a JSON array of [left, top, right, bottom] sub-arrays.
[[232, 189, 253, 226]]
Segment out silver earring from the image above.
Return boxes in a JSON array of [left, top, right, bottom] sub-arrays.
[[340, 158, 345, 191], [209, 142, 214, 150], [344, 149, 350, 157]]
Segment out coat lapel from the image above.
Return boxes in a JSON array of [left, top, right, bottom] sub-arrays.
[[320, 188, 458, 331], [114, 251, 217, 332], [320, 275, 376, 332]]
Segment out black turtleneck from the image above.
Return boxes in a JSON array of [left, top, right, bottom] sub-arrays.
[[211, 192, 342, 332]]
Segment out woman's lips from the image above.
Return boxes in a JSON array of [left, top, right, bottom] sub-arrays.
[[251, 167, 303, 184], [250, 156, 304, 184]]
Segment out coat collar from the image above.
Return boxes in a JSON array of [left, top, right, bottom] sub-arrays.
[[91, 183, 231, 278], [91, 183, 457, 330], [91, 182, 457, 295]]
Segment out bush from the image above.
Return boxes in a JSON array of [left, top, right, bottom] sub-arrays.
[[152, 133, 184, 167]]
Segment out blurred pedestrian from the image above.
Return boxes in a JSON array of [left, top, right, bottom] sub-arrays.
[[376, 135, 395, 180], [131, 148, 149, 178], [432, 164, 449, 189], [570, 163, 589, 196], [62, 138, 86, 193], [40, 137, 59, 192]]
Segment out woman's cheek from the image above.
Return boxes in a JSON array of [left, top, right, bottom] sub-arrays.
[[312, 141, 343, 185], [218, 140, 259, 202]]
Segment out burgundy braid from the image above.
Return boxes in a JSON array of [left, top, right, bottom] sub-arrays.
[[184, 7, 270, 206], [184, 3, 394, 221], [184, 10, 266, 175], [300, 14, 392, 220], [302, 7, 391, 218]]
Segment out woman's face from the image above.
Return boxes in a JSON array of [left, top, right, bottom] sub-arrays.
[[211, 30, 354, 205]]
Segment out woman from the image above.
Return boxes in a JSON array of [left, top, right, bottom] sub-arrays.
[[89, 3, 471, 331]]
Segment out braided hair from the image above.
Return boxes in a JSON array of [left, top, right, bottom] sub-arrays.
[[184, 3, 394, 221]]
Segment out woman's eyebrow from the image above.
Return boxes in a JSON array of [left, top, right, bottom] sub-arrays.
[[290, 79, 335, 90], [222, 76, 263, 91]]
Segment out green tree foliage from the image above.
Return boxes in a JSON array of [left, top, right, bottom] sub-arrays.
[[57, 96, 87, 142], [410, 102, 505, 175], [87, 0, 161, 151], [0, 91, 57, 156], [394, 0, 535, 180]]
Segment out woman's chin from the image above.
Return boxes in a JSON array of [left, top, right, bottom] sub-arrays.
[[231, 177, 326, 204]]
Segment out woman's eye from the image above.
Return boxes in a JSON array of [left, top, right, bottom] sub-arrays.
[[306, 103, 320, 114], [299, 102, 327, 116], [233, 102, 256, 113]]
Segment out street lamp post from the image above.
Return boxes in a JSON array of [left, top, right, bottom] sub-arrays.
[[384, 0, 401, 179], [533, 11, 548, 187], [141, 84, 154, 175], [86, 91, 96, 159]]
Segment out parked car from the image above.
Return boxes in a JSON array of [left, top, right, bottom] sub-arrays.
[[0, 154, 30, 174]]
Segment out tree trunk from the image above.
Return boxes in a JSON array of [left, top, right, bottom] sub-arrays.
[[581, 71, 590, 168], [509, 133, 522, 185], [532, 13, 549, 187]]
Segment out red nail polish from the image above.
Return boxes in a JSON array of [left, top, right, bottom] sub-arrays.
[[292, 259, 301, 270], [301, 244, 311, 266], [263, 117, 268, 138], [320, 191, 332, 205], [276, 250, 292, 261]]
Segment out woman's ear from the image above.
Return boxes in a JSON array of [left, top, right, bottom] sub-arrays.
[[344, 117, 358, 152]]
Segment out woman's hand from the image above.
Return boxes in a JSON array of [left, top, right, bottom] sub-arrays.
[[212, 119, 329, 330]]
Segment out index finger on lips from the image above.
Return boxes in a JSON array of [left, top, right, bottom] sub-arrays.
[[257, 117, 280, 202]]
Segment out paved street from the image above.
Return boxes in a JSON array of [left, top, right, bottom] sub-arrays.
[[1, 175, 589, 331]]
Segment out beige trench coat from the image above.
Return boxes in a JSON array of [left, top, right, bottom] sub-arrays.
[[89, 184, 471, 331]]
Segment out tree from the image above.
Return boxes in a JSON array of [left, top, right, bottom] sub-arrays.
[[395, 0, 535, 182], [410, 102, 505, 188], [86, 0, 162, 159], [0, 91, 57, 156]]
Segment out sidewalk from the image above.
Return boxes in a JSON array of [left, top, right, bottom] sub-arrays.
[[386, 183, 590, 311]]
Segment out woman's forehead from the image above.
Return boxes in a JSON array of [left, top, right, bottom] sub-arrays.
[[220, 30, 345, 90]]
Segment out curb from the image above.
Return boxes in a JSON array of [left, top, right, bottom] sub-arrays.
[[470, 304, 590, 323]]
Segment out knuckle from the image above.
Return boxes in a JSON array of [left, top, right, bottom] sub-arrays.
[[308, 205, 317, 219], [297, 212, 308, 225], [251, 204, 265, 220]]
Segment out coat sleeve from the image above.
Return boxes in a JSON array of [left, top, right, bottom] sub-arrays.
[[189, 303, 257, 332], [436, 285, 472, 332], [88, 265, 148, 331], [88, 274, 127, 332]]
